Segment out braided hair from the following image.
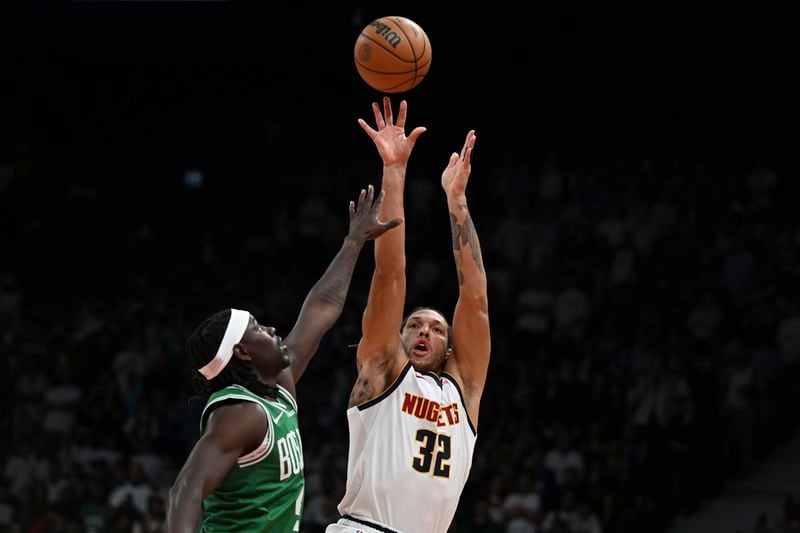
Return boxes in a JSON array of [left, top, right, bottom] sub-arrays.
[[186, 309, 277, 401]]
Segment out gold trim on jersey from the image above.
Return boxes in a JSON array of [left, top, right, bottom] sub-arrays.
[[355, 362, 413, 411], [441, 373, 477, 436]]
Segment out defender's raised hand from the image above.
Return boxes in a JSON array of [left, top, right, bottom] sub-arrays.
[[441, 130, 476, 198], [348, 184, 403, 242], [358, 97, 427, 167]]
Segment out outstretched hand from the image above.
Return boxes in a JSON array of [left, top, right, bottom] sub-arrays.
[[357, 97, 427, 167], [348, 184, 403, 241], [441, 130, 476, 198]]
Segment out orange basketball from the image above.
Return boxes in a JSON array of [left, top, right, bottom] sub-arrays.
[[354, 16, 432, 94]]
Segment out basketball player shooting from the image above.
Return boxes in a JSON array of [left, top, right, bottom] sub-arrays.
[[326, 98, 490, 533]]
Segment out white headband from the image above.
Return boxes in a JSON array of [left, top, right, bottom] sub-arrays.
[[198, 308, 250, 380]]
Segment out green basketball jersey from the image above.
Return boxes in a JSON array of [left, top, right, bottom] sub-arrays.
[[200, 384, 304, 533]]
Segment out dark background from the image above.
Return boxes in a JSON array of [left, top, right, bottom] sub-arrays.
[[1, 2, 799, 532], [2, 0, 797, 306], [4, 1, 797, 181]]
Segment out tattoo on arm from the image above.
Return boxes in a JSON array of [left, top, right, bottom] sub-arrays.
[[349, 377, 371, 407], [449, 205, 485, 286], [449, 212, 465, 285]]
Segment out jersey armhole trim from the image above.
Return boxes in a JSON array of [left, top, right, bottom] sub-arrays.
[[276, 383, 299, 411], [441, 372, 477, 436], [238, 401, 275, 467], [356, 361, 413, 411], [200, 392, 275, 466]]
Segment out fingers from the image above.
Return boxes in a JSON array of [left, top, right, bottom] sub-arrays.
[[350, 185, 385, 221], [371, 188, 385, 211], [385, 217, 403, 229], [459, 130, 476, 160], [364, 184, 375, 207], [460, 131, 471, 160], [350, 186, 401, 238], [382, 96, 393, 126], [372, 102, 385, 129], [372, 217, 403, 238], [466, 132, 476, 163], [448, 152, 459, 167], [352, 185, 377, 216], [358, 118, 377, 138], [407, 126, 427, 146], [396, 100, 407, 128], [356, 188, 367, 212]]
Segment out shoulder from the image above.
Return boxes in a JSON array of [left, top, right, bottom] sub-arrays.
[[360, 343, 409, 386], [203, 401, 269, 452], [203, 386, 270, 427], [203, 386, 265, 421], [206, 400, 267, 430], [349, 352, 412, 409], [206, 385, 263, 407]]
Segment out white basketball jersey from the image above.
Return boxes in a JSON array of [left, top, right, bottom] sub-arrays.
[[337, 362, 477, 533]]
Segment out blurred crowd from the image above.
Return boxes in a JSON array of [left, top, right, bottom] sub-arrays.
[[1, 139, 799, 533], [747, 494, 800, 533]]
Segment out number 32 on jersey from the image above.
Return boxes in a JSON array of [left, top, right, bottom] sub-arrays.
[[412, 429, 451, 478]]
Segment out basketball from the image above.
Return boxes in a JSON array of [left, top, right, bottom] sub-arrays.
[[354, 16, 432, 94]]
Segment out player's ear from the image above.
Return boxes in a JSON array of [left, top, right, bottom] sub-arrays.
[[445, 348, 454, 360], [233, 344, 251, 362]]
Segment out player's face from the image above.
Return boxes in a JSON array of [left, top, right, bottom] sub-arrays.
[[401, 309, 449, 374], [238, 316, 290, 376]]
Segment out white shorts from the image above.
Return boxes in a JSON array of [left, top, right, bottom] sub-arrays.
[[326, 517, 402, 533]]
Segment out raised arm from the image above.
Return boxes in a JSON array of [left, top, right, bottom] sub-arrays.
[[277, 185, 401, 397], [441, 131, 491, 427], [356, 98, 426, 368]]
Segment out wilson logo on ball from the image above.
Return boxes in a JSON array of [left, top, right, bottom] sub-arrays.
[[354, 16, 431, 93], [369, 21, 402, 48]]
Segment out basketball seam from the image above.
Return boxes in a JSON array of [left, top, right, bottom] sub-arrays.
[[355, 56, 432, 76], [358, 32, 416, 64], [383, 78, 416, 92], [388, 17, 422, 88]]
